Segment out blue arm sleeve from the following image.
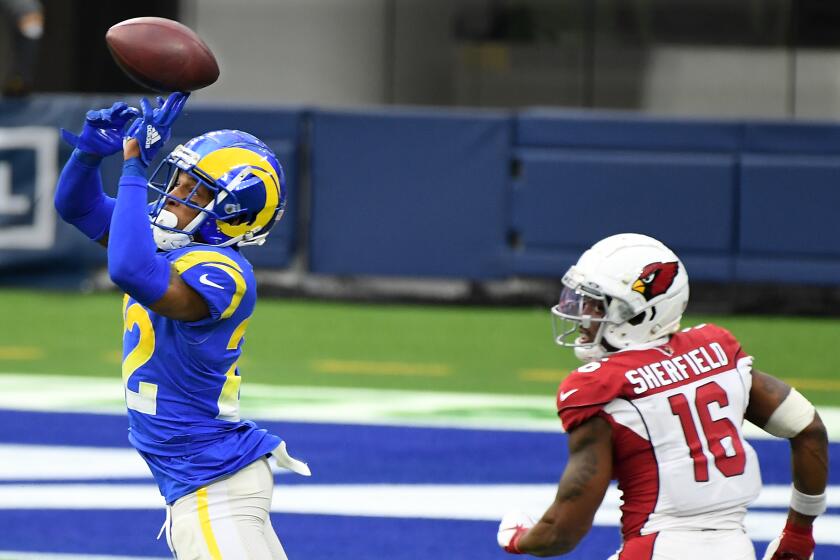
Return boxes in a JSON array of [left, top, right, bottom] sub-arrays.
[[53, 149, 115, 241], [107, 158, 171, 306]]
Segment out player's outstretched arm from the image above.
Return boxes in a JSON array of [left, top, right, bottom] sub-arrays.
[[498, 416, 612, 556], [108, 93, 209, 322], [54, 102, 139, 246], [746, 369, 828, 560]]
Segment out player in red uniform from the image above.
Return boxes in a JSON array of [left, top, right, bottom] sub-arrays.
[[497, 233, 828, 560]]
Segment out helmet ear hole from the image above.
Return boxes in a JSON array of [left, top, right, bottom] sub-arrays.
[[628, 310, 646, 326], [226, 214, 249, 226]]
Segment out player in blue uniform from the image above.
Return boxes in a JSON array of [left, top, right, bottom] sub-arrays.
[[54, 93, 310, 559]]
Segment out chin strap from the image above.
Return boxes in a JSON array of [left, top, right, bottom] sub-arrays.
[[151, 209, 192, 251], [574, 341, 608, 362], [608, 336, 671, 354], [574, 335, 672, 363]]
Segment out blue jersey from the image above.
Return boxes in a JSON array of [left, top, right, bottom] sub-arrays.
[[121, 245, 280, 503]]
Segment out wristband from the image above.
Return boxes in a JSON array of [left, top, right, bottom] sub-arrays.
[[122, 157, 146, 179], [791, 487, 827, 516], [507, 527, 526, 554], [72, 148, 103, 167]]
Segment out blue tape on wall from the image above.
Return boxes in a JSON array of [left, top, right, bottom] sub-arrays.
[[309, 108, 512, 279]]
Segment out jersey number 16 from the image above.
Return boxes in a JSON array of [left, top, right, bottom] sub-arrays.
[[668, 380, 747, 482]]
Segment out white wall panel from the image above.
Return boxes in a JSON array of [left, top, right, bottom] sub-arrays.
[[183, 0, 388, 106]]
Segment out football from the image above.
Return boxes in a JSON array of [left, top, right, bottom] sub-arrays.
[[105, 17, 219, 92]]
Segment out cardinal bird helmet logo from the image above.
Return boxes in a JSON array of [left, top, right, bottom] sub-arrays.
[[632, 261, 679, 301]]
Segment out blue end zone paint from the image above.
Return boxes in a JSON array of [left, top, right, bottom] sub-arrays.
[[0, 509, 169, 557], [0, 510, 836, 560], [0, 509, 618, 559], [277, 517, 836, 560], [0, 409, 130, 447], [1, 410, 838, 559], [1, 409, 837, 485]]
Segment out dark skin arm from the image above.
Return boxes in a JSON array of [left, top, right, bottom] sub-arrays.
[[745, 369, 828, 528], [118, 139, 210, 322], [516, 416, 613, 556]]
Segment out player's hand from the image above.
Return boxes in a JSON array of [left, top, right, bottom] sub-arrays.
[[761, 522, 815, 560], [125, 92, 189, 166], [497, 510, 533, 554], [60, 101, 140, 158]]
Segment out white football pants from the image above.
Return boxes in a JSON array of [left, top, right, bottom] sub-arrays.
[[164, 457, 287, 560], [608, 529, 756, 560]]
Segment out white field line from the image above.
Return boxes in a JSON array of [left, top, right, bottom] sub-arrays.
[[0, 554, 167, 560], [0, 483, 837, 545], [0, 373, 839, 439], [0, 444, 303, 481]]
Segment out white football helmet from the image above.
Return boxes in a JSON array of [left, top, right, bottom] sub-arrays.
[[552, 233, 689, 362]]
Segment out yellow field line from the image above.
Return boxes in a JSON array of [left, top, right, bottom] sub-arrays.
[[102, 350, 122, 364], [312, 359, 451, 377], [782, 378, 840, 391], [518, 369, 568, 382], [0, 346, 43, 360]]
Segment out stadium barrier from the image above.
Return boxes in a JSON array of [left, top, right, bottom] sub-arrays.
[[0, 96, 837, 286], [309, 108, 511, 279]]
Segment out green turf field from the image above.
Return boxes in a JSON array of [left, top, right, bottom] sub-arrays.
[[1, 289, 838, 405]]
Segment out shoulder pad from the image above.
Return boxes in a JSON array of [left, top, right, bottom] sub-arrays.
[[675, 323, 748, 363], [171, 248, 251, 322], [557, 360, 628, 410]]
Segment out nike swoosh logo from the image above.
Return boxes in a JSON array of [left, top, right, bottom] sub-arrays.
[[559, 389, 579, 401], [199, 274, 225, 290]]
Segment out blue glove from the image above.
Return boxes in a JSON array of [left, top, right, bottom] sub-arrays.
[[60, 102, 140, 159], [126, 92, 190, 166]]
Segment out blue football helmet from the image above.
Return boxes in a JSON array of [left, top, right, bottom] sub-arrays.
[[147, 129, 286, 250]]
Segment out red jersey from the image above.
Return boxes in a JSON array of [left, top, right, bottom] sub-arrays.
[[556, 323, 762, 556]]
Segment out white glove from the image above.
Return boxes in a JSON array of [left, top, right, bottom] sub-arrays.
[[761, 536, 814, 560], [497, 510, 534, 554]]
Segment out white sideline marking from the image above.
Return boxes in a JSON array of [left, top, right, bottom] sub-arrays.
[[0, 444, 310, 481], [0, 373, 839, 438], [0, 483, 837, 544], [0, 445, 149, 480], [0, 553, 165, 560]]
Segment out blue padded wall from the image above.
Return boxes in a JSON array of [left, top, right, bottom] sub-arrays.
[[517, 109, 743, 152], [511, 150, 737, 281], [0, 97, 303, 279], [511, 111, 741, 281], [309, 109, 512, 279], [736, 121, 840, 285], [743, 121, 840, 154], [3, 95, 840, 287], [737, 154, 840, 284], [0, 95, 122, 274]]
